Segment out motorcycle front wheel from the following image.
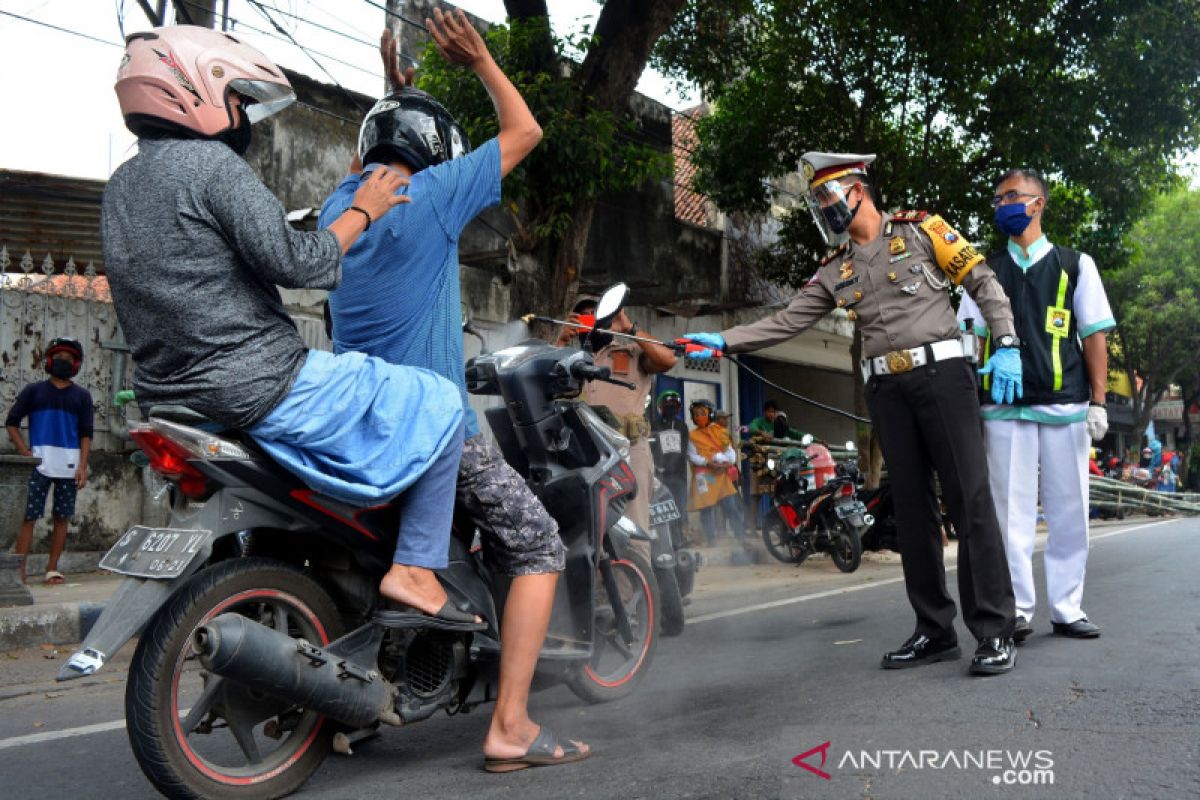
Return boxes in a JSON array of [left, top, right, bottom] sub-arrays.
[[567, 548, 659, 704], [125, 557, 344, 800], [762, 513, 807, 564], [829, 520, 864, 573]]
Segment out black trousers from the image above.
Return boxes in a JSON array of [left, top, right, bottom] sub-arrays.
[[865, 357, 1015, 641]]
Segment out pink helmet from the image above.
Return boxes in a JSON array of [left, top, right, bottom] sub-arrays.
[[115, 25, 294, 139]]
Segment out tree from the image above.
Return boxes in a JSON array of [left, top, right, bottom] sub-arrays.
[[655, 0, 1200, 286], [656, 0, 1200, 481], [1107, 187, 1200, 441], [416, 0, 685, 320]]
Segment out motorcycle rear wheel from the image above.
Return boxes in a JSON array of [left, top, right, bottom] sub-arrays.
[[762, 514, 807, 564], [125, 557, 344, 800], [567, 548, 659, 704], [829, 520, 864, 573]]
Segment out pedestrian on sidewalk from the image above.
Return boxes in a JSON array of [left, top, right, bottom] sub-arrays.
[[5, 338, 93, 585], [959, 167, 1115, 642]]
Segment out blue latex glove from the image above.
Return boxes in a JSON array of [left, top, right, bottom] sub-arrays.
[[683, 331, 725, 360], [978, 347, 1023, 405]]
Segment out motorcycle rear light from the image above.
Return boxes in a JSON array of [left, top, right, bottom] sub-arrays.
[[129, 427, 210, 499], [839, 483, 854, 498]]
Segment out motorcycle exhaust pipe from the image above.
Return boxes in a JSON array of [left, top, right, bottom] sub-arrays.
[[194, 613, 394, 729]]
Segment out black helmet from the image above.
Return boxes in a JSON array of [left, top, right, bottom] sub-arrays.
[[357, 88, 471, 171], [45, 337, 84, 376], [689, 398, 715, 415]]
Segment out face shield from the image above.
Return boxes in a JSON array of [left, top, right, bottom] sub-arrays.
[[806, 179, 860, 247], [228, 78, 296, 123]]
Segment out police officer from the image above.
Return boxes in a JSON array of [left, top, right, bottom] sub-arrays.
[[960, 168, 1115, 642], [651, 390, 691, 547], [686, 153, 1023, 675]]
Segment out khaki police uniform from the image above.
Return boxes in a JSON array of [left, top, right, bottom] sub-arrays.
[[722, 208, 1019, 643]]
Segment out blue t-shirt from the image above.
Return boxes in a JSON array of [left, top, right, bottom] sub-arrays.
[[320, 138, 501, 438], [5, 380, 95, 478]]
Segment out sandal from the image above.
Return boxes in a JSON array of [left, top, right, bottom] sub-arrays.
[[374, 600, 485, 632], [43, 570, 65, 586], [484, 726, 591, 773]]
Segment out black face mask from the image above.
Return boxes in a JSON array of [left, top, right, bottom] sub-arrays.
[[219, 114, 253, 156], [49, 360, 75, 379], [821, 192, 862, 234]]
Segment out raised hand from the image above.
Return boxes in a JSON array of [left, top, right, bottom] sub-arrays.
[[426, 7, 489, 68], [380, 29, 415, 92]]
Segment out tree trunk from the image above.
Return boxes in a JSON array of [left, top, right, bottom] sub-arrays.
[[499, 0, 684, 332]]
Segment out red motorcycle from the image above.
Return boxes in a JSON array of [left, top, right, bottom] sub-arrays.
[[759, 438, 873, 572]]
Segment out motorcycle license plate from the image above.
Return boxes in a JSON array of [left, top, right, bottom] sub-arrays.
[[835, 501, 867, 520], [99, 526, 211, 579], [649, 497, 682, 525]]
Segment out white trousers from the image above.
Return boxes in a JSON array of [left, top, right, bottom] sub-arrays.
[[983, 418, 1091, 624]]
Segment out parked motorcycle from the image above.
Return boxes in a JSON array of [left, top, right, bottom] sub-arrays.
[[57, 284, 659, 800], [759, 438, 873, 572]]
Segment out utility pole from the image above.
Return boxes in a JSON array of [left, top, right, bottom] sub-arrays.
[[172, 0, 218, 28]]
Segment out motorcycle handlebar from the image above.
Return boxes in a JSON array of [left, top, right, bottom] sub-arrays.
[[568, 360, 637, 390]]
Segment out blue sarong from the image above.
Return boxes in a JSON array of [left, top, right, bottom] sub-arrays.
[[249, 350, 463, 506]]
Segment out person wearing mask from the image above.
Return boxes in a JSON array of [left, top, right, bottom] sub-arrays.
[[102, 25, 470, 656], [555, 297, 677, 544], [684, 152, 1021, 675], [651, 390, 691, 547], [5, 339, 93, 585], [687, 399, 746, 545], [960, 168, 1115, 642]]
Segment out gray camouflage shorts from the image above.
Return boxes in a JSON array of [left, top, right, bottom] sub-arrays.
[[457, 435, 565, 576]]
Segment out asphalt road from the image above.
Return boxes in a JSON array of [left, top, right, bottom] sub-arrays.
[[0, 517, 1196, 799]]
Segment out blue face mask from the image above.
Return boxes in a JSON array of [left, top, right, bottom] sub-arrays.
[[994, 201, 1035, 237]]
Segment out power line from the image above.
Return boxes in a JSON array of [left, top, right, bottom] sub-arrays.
[[244, 0, 418, 65], [245, 0, 367, 112], [360, 0, 427, 33], [0, 9, 122, 48], [171, 0, 379, 80]]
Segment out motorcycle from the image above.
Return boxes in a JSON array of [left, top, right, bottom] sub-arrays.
[[57, 284, 659, 800], [758, 437, 873, 572], [645, 472, 702, 636]]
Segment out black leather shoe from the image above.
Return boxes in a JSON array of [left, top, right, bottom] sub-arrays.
[[1051, 618, 1101, 638], [881, 633, 961, 669], [970, 637, 1016, 675], [1013, 616, 1033, 645]]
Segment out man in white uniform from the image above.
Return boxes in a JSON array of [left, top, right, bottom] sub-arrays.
[[960, 168, 1115, 642]]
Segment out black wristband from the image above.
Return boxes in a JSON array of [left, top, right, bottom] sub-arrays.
[[1089, 401, 1106, 408], [347, 205, 372, 230]]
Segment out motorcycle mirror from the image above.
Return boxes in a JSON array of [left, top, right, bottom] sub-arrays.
[[801, 433, 815, 446], [594, 282, 629, 328], [845, 440, 856, 451]]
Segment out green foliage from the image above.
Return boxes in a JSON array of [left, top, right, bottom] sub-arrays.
[[417, 20, 672, 247], [1108, 186, 1200, 425], [656, 0, 1200, 284]]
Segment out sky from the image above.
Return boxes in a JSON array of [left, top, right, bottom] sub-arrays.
[[0, 0, 698, 181]]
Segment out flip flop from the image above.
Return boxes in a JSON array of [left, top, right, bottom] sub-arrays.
[[374, 600, 486, 632], [43, 571, 65, 586], [483, 726, 591, 773]]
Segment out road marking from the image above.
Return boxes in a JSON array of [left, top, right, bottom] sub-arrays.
[[0, 520, 1179, 750], [690, 518, 1176, 625], [0, 718, 124, 751]]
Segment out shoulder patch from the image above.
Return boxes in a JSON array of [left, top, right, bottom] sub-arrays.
[[891, 210, 929, 223], [818, 242, 849, 267], [918, 214, 983, 285]]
